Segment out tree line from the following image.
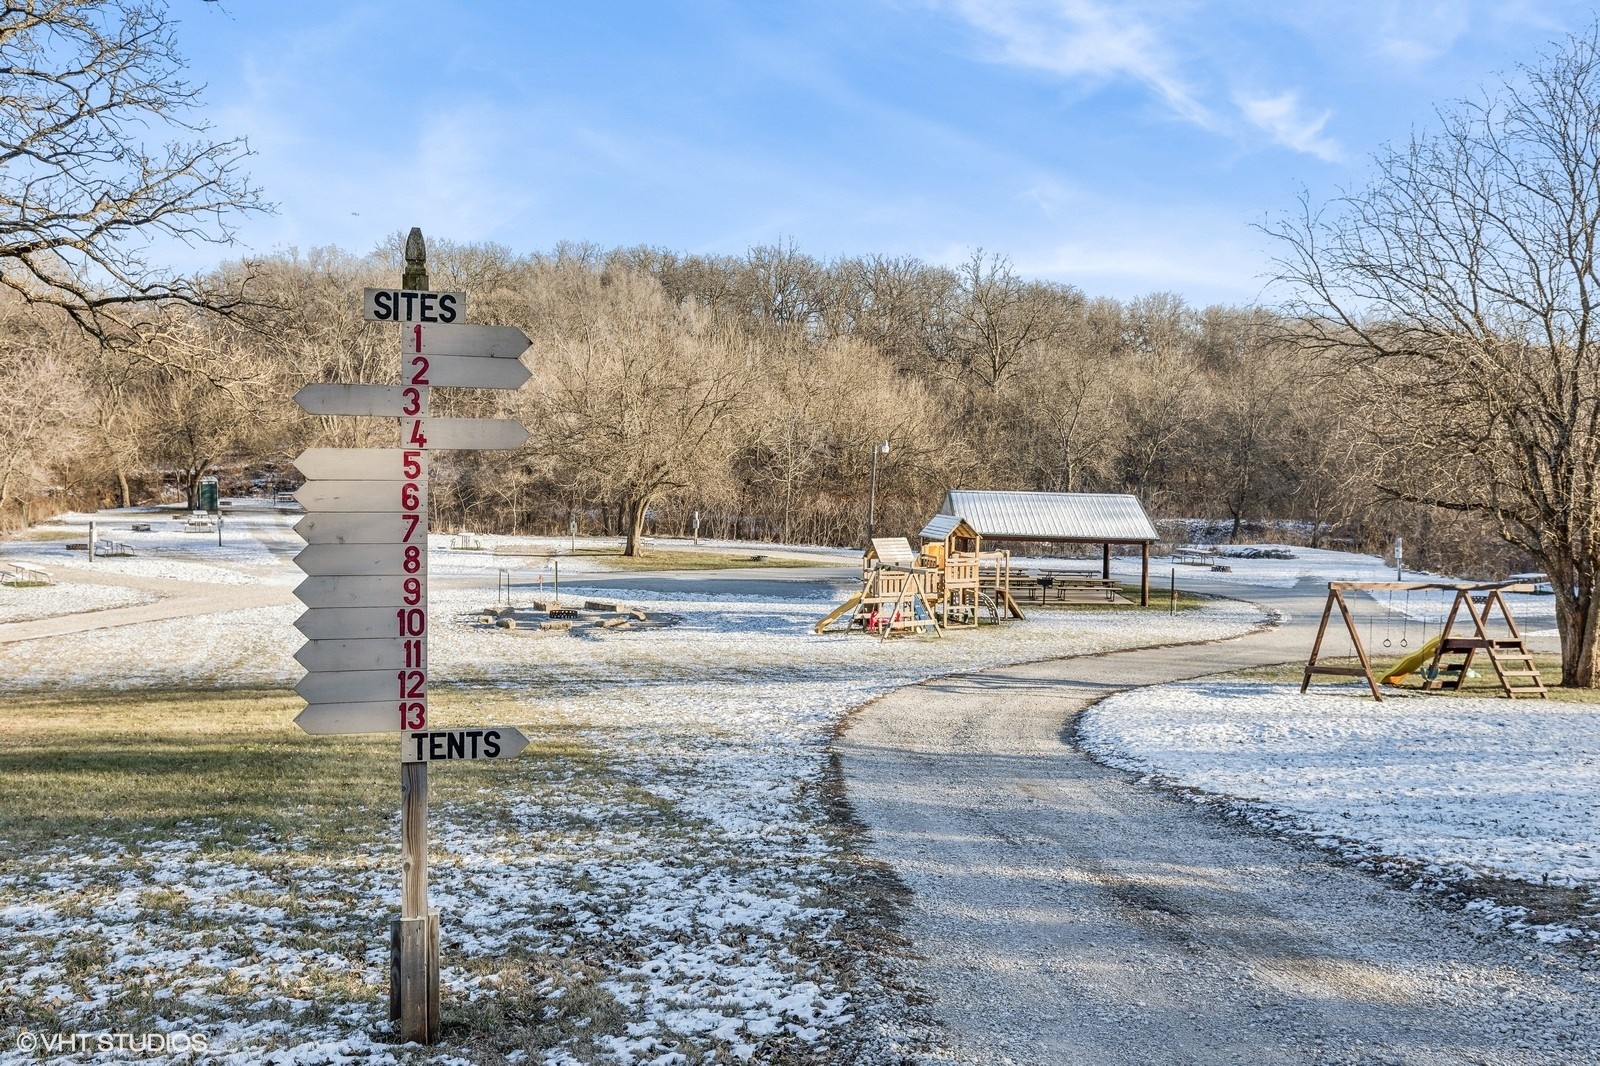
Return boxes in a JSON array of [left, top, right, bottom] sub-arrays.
[[0, 237, 1515, 581]]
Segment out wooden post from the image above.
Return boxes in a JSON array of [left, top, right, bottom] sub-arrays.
[[1139, 542, 1150, 607], [1101, 542, 1111, 580], [392, 227, 439, 1046]]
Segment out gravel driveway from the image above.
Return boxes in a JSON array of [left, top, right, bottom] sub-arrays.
[[836, 580, 1600, 1064]]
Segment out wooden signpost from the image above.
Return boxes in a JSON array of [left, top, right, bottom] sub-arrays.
[[290, 228, 533, 1045]]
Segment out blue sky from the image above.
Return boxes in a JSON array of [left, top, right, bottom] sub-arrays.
[[171, 0, 1593, 305]]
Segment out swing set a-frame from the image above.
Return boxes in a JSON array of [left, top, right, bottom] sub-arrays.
[[1301, 580, 1549, 701]]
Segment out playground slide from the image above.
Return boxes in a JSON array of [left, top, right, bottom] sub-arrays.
[[813, 593, 863, 634], [1382, 635, 1442, 685]]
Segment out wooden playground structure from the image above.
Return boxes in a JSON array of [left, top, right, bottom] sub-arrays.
[[1302, 580, 1549, 701], [814, 522, 1024, 637]]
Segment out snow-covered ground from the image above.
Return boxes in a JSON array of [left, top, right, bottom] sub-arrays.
[[1106, 543, 1559, 635], [0, 581, 155, 623], [0, 505, 1267, 1065], [1080, 681, 1600, 942]]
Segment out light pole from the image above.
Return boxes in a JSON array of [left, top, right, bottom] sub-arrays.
[[867, 439, 890, 545]]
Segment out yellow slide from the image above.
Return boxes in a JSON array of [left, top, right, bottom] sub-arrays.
[[814, 593, 863, 634], [1382, 635, 1442, 685]]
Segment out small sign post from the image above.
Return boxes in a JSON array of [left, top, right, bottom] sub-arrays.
[[290, 228, 532, 1045]]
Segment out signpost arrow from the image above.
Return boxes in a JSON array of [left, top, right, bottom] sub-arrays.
[[296, 668, 407, 705], [294, 481, 426, 513], [296, 637, 418, 673], [294, 448, 422, 481], [416, 417, 528, 451], [424, 355, 532, 390], [295, 512, 427, 545], [401, 726, 529, 763], [296, 701, 406, 735], [295, 384, 416, 417], [296, 543, 423, 576], [295, 576, 420, 610], [404, 323, 530, 359], [296, 606, 412, 640]]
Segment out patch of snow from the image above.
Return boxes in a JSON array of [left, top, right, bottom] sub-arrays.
[[0, 582, 155, 623], [1080, 680, 1600, 938]]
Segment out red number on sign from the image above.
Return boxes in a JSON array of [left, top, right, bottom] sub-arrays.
[[401, 483, 420, 510], [401, 702, 426, 730], [397, 608, 426, 636], [413, 325, 424, 353], [404, 545, 422, 574], [402, 450, 422, 479], [409, 356, 429, 385], [403, 576, 422, 605], [404, 639, 424, 668], [408, 420, 428, 448], [401, 387, 422, 416], [398, 670, 426, 699], [401, 513, 420, 543]]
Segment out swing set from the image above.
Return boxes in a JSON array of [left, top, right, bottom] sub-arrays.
[[1301, 580, 1549, 701]]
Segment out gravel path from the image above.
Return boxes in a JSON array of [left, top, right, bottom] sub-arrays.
[[837, 580, 1600, 1064]]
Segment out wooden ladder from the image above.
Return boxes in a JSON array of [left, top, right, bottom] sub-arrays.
[[1422, 590, 1548, 699], [1483, 637, 1549, 699]]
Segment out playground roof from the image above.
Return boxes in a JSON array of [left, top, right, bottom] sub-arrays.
[[918, 513, 971, 541], [939, 490, 1159, 543]]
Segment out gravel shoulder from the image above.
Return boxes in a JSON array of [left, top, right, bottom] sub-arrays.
[[836, 580, 1600, 1064]]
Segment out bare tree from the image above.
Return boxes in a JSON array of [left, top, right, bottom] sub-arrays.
[[0, 1, 267, 339], [0, 344, 87, 525], [525, 271, 751, 557], [1268, 23, 1600, 685]]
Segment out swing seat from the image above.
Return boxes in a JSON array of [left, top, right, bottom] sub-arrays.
[[1382, 634, 1443, 685]]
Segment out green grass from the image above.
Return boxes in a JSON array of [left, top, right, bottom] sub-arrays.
[[0, 686, 606, 850], [569, 546, 819, 570], [1233, 653, 1600, 702]]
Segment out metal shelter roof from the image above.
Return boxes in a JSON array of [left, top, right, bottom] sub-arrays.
[[938, 489, 1159, 543]]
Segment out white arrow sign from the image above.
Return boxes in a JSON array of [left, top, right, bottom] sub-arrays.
[[296, 668, 409, 705], [295, 512, 428, 545], [425, 355, 532, 390], [295, 481, 426, 513], [363, 288, 466, 324], [295, 576, 420, 610], [296, 607, 412, 640], [294, 448, 425, 481], [403, 324, 530, 359], [296, 543, 424, 576], [296, 637, 420, 673], [417, 417, 528, 451], [296, 701, 406, 735], [295, 384, 418, 417], [402, 726, 529, 763]]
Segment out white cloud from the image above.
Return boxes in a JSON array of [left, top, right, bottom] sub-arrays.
[[946, 0, 1347, 162], [948, 0, 1221, 130], [1235, 89, 1343, 162]]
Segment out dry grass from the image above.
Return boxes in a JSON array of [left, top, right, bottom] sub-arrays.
[[1231, 653, 1600, 703], [569, 546, 821, 570]]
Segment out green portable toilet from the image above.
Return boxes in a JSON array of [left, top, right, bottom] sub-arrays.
[[198, 476, 219, 514]]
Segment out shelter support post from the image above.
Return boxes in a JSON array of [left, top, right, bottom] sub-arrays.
[[1140, 543, 1149, 607], [1101, 543, 1111, 580]]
